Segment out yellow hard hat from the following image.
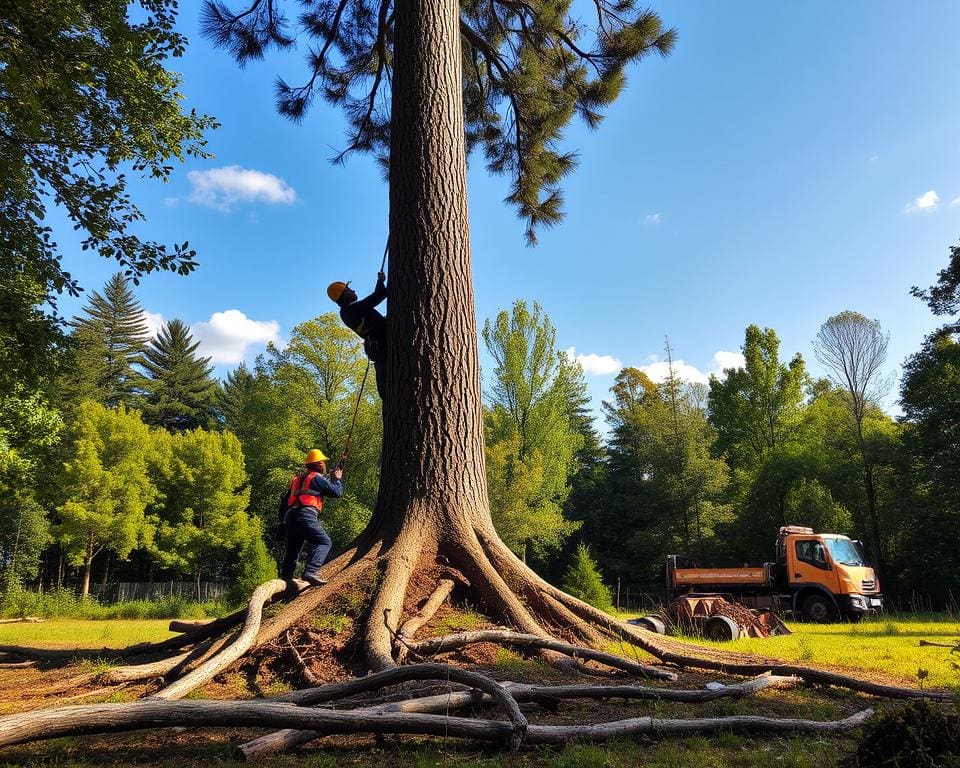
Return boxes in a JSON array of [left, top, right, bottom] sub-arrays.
[[327, 281, 350, 302], [304, 448, 329, 465]]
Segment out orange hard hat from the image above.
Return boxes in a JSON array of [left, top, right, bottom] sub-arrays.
[[327, 281, 351, 302], [304, 448, 329, 465]]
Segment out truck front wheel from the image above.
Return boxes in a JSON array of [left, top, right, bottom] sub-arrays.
[[801, 594, 836, 623]]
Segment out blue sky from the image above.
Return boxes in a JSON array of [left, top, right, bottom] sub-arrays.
[[55, 1, 960, 422]]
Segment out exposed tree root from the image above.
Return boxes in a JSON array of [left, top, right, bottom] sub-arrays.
[[407, 630, 677, 681], [150, 579, 289, 700]]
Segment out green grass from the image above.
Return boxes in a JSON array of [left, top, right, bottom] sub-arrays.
[[618, 611, 960, 689], [0, 619, 177, 648], [0, 586, 232, 621]]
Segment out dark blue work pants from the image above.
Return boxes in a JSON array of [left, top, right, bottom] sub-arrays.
[[281, 507, 333, 580]]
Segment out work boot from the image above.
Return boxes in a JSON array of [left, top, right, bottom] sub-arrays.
[[302, 574, 328, 587]]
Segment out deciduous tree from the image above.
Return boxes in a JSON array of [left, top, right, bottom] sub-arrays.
[[483, 301, 582, 560], [0, 1, 215, 308], [814, 311, 891, 571], [53, 402, 156, 597]]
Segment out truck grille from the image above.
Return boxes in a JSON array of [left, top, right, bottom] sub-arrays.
[[862, 579, 876, 592]]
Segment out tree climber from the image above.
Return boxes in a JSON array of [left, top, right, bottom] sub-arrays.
[[328, 271, 388, 399], [279, 448, 344, 586]]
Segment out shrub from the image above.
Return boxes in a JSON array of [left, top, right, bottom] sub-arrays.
[[843, 700, 960, 768]]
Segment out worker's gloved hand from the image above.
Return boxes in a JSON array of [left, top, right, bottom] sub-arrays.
[[331, 467, 344, 481]]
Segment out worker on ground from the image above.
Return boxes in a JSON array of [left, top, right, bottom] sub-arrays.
[[279, 449, 343, 586], [328, 271, 387, 399]]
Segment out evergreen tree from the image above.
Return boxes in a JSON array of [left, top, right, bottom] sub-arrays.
[[218, 363, 256, 431], [562, 543, 612, 611], [142, 319, 217, 431], [67, 273, 151, 408], [204, 0, 675, 668]]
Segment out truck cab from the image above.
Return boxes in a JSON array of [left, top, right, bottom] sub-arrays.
[[775, 526, 883, 621]]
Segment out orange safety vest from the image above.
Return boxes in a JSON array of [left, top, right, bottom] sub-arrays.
[[286, 471, 324, 511]]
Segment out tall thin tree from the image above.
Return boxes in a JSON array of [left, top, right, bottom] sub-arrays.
[[203, 0, 675, 668], [814, 310, 890, 572]]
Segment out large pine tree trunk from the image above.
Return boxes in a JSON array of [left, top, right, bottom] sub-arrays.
[[252, 0, 616, 673]]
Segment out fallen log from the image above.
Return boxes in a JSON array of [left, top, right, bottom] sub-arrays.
[[251, 663, 527, 756], [236, 673, 799, 759], [408, 630, 677, 682], [0, 617, 43, 624], [168, 620, 212, 634], [0, 698, 875, 749]]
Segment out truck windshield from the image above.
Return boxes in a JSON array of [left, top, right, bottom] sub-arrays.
[[824, 538, 866, 566]]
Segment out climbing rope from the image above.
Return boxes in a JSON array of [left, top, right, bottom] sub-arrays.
[[338, 237, 389, 469]]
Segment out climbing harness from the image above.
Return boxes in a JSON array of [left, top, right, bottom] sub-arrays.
[[338, 238, 389, 469]]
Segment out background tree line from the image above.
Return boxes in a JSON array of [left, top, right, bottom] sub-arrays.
[[3, 237, 960, 610]]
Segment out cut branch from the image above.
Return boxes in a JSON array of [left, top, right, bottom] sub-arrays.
[[237, 672, 799, 760], [0, 698, 876, 749]]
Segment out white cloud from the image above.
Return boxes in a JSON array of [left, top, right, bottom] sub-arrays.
[[951, 196, 960, 208], [709, 350, 746, 374], [186, 166, 297, 212], [141, 311, 166, 339], [868, 155, 879, 163], [191, 310, 280, 364], [639, 359, 709, 385], [564, 347, 622, 376], [645, 212, 662, 225], [636, 349, 746, 386], [905, 189, 939, 213]]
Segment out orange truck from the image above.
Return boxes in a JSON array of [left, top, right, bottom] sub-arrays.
[[667, 526, 883, 622]]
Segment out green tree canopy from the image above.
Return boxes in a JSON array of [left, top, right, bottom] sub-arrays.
[[150, 429, 255, 590], [202, 0, 674, 243], [0, 388, 62, 582], [0, 1, 215, 307], [53, 402, 157, 596], [708, 325, 807, 469], [142, 319, 217, 431], [482, 301, 582, 560]]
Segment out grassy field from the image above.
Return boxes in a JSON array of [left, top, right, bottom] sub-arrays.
[[0, 614, 956, 767], [615, 612, 960, 689], [0, 619, 178, 649]]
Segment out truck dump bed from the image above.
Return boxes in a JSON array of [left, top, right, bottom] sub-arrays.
[[672, 566, 769, 587]]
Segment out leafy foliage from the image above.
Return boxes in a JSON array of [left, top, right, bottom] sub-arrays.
[[201, 0, 674, 243], [0, 1, 216, 304], [911, 240, 960, 333], [150, 429, 253, 584], [483, 301, 582, 559], [53, 402, 157, 595], [842, 700, 960, 768]]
